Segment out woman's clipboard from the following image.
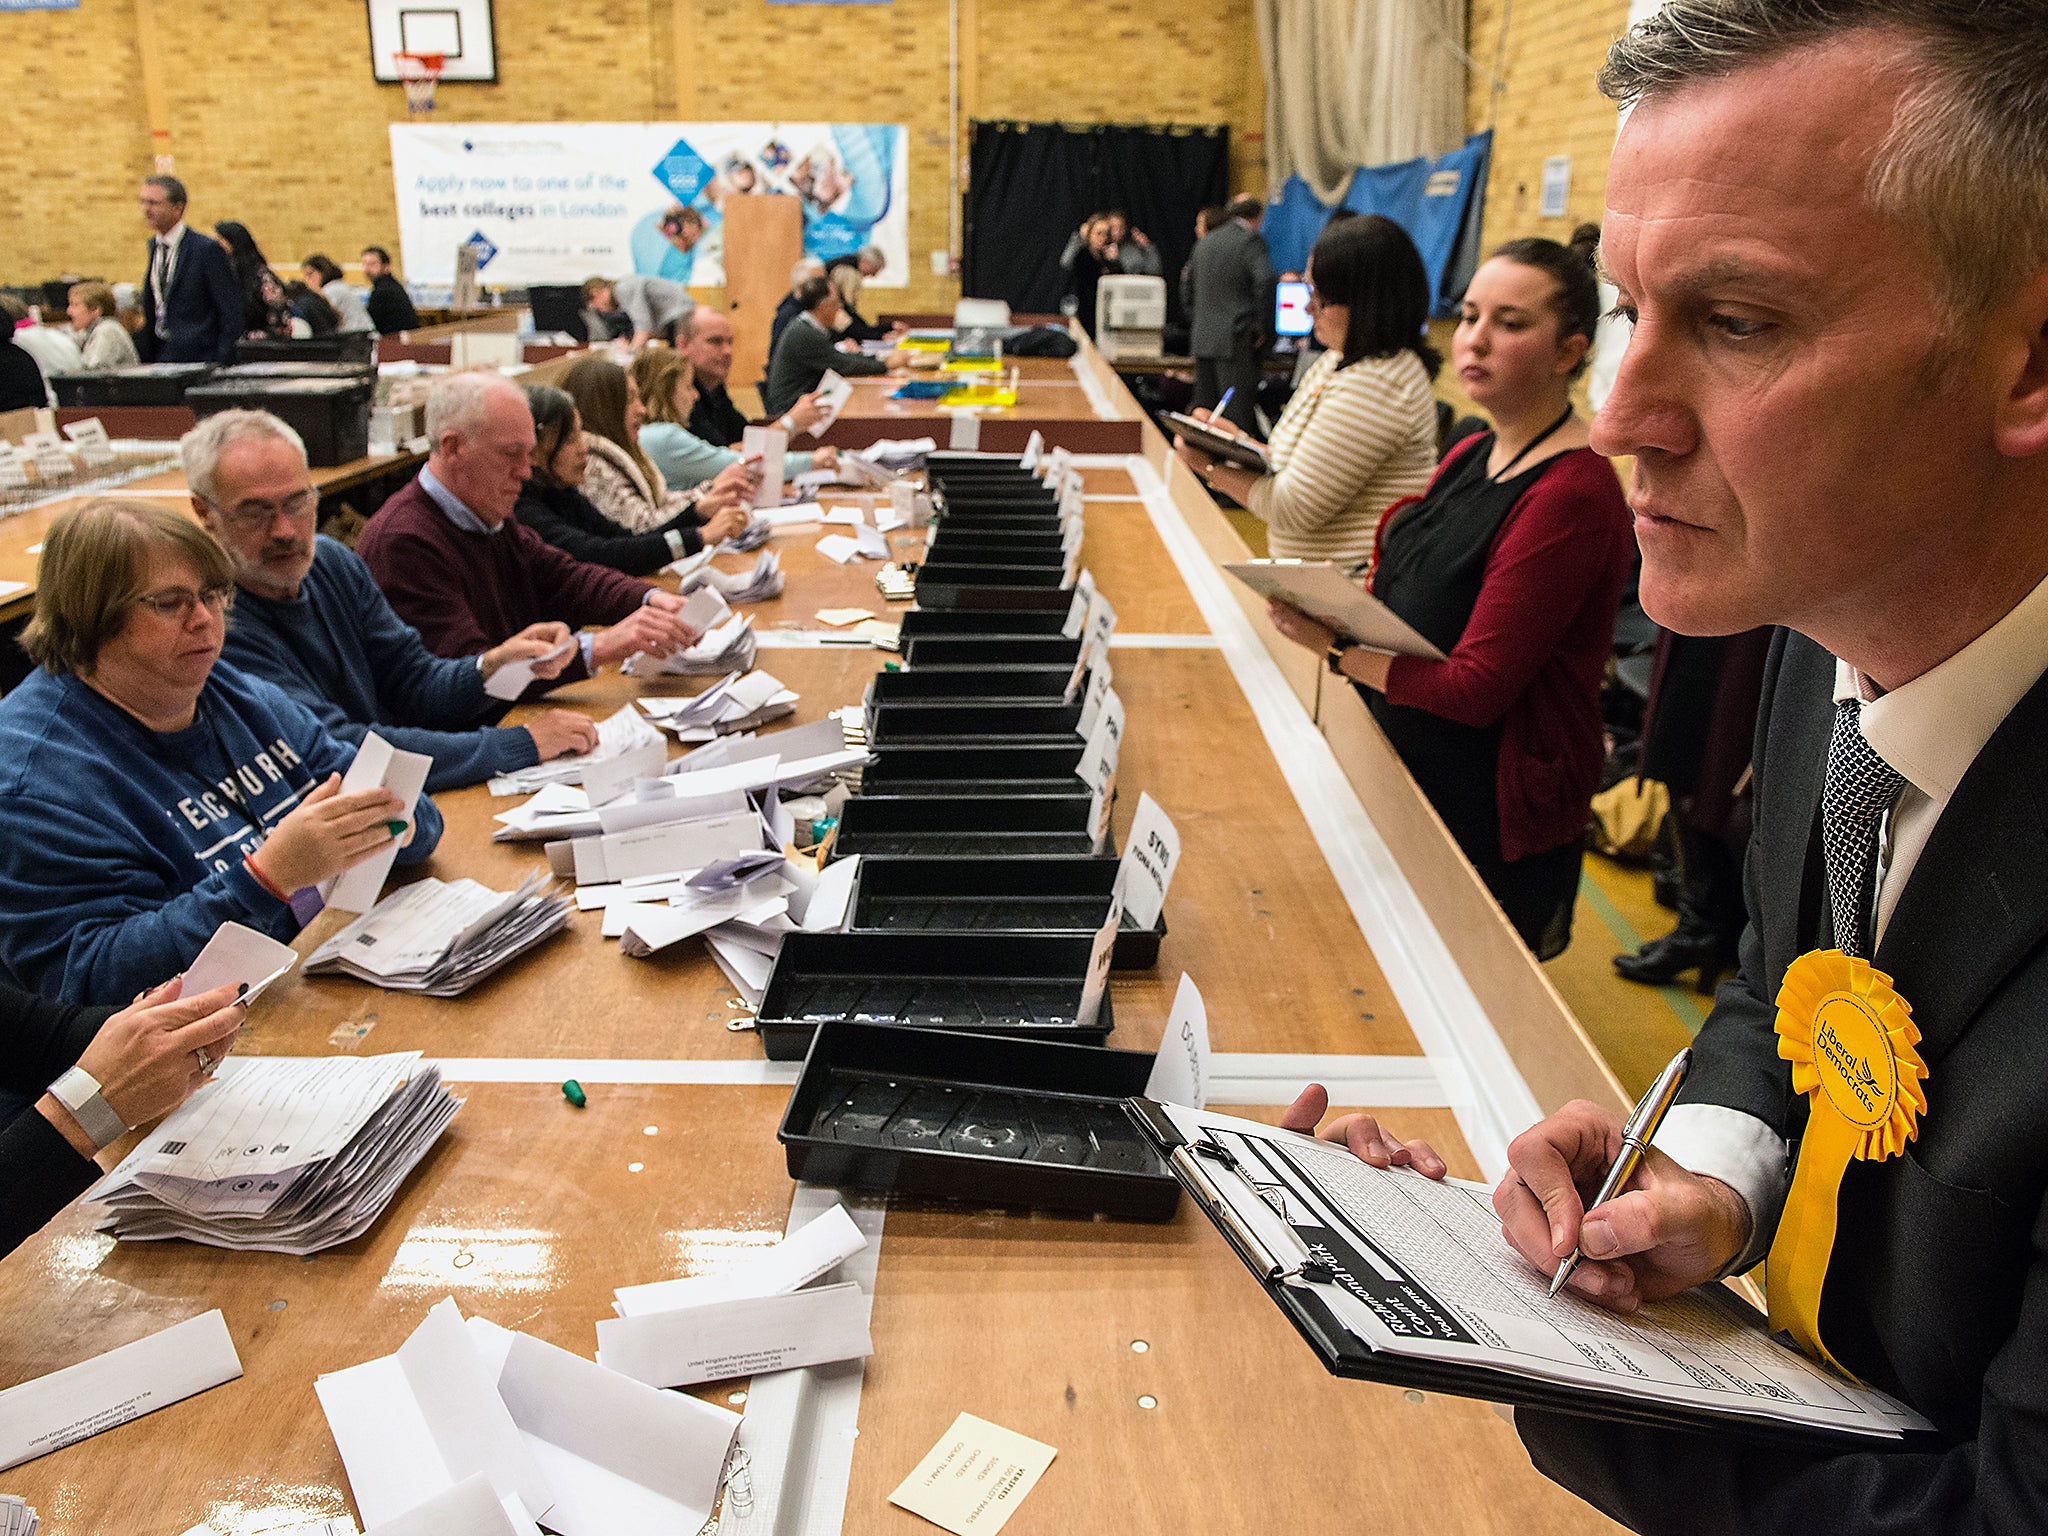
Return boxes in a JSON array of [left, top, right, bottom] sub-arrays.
[[1225, 560, 1447, 661], [1163, 412, 1271, 472]]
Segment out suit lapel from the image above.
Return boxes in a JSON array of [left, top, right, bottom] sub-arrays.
[[1765, 636, 1834, 969], [1874, 667, 2048, 1065]]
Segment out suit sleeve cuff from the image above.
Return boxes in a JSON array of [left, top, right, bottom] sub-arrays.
[[1650, 1103, 1790, 1273]]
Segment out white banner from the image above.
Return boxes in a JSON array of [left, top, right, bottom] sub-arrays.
[[388, 121, 911, 288]]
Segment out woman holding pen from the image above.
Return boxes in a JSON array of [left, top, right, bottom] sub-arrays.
[[1174, 215, 1441, 570], [1265, 234, 1633, 956]]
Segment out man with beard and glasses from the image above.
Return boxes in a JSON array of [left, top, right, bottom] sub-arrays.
[[184, 411, 599, 792]]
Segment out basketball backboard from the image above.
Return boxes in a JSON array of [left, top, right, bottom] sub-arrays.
[[367, 0, 497, 83]]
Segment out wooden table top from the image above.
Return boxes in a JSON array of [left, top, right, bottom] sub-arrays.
[[0, 381, 1624, 1532]]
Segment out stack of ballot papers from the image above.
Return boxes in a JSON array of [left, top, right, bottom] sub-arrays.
[[619, 610, 756, 678], [84, 1054, 458, 1254], [317, 1297, 742, 1536], [666, 547, 783, 603], [488, 706, 666, 797], [597, 1203, 874, 1388], [714, 515, 773, 553], [854, 436, 937, 471], [306, 873, 572, 996], [636, 668, 797, 739], [0, 1497, 37, 1536]]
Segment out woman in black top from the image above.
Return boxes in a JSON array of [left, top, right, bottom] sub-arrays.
[[215, 220, 290, 339], [515, 384, 749, 575], [2, 977, 244, 1257]]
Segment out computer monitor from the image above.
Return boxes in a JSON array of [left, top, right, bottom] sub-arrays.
[[1274, 280, 1313, 337]]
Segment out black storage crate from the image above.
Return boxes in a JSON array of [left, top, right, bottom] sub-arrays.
[[868, 667, 1079, 704], [897, 608, 1073, 641], [50, 363, 213, 406], [903, 634, 1084, 668], [915, 566, 1072, 611], [861, 743, 1088, 798], [235, 333, 376, 366], [756, 932, 1114, 1059], [832, 794, 1104, 857], [848, 855, 1165, 968], [779, 1023, 1180, 1219], [867, 700, 1084, 746], [184, 375, 372, 465]]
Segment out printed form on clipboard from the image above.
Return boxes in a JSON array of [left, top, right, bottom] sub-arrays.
[[1225, 560, 1446, 661], [1129, 1102, 1935, 1448]]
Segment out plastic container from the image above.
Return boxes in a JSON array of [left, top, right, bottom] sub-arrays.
[[897, 608, 1074, 641], [778, 1022, 1180, 1219], [866, 700, 1084, 746], [867, 667, 1080, 705], [185, 375, 372, 465], [847, 855, 1166, 968], [861, 743, 1089, 798], [831, 793, 1105, 858], [902, 635, 1084, 667], [50, 363, 213, 407], [235, 334, 376, 367]]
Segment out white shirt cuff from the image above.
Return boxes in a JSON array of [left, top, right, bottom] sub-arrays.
[[1651, 1103, 1791, 1273], [578, 631, 597, 671], [664, 528, 687, 561]]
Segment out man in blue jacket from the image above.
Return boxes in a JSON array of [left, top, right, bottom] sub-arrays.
[[185, 411, 600, 790], [136, 176, 243, 365]]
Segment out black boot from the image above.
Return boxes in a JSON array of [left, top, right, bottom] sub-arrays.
[[1613, 916, 1738, 992], [1615, 826, 1741, 992]]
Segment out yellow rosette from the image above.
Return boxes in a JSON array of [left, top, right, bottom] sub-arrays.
[[1767, 949, 1927, 1376]]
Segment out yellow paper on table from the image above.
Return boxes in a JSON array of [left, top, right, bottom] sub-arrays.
[[816, 607, 875, 627], [888, 1412, 1056, 1536], [901, 337, 952, 352], [942, 385, 1020, 409]]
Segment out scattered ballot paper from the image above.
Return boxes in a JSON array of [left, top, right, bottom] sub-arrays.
[[673, 548, 784, 603], [595, 1282, 873, 1389], [815, 533, 860, 565], [888, 1413, 1058, 1536], [809, 369, 854, 436], [816, 607, 874, 627], [362, 1474, 520, 1536], [0, 1498, 35, 1536], [0, 1311, 243, 1473], [489, 707, 665, 795], [306, 873, 571, 996], [181, 919, 298, 1004], [742, 425, 787, 509], [613, 1203, 866, 1317], [320, 733, 432, 915], [84, 1054, 460, 1254], [482, 637, 576, 702]]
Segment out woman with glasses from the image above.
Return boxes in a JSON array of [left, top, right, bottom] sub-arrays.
[[1174, 214, 1441, 570], [0, 499, 442, 1004]]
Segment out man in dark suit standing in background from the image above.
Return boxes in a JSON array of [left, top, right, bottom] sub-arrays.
[[1184, 194, 1273, 436], [136, 175, 241, 365], [1284, 1, 2048, 1529]]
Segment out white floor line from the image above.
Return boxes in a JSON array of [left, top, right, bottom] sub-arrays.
[[1209, 1053, 1447, 1107], [436, 1058, 801, 1085], [1123, 453, 1540, 1179], [1108, 633, 1218, 649]]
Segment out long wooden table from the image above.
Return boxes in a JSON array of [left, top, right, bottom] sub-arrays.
[[0, 342, 1627, 1534]]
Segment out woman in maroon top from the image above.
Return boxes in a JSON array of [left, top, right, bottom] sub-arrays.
[[1269, 233, 1635, 955]]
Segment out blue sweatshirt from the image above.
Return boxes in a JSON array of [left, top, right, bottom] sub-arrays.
[[221, 536, 540, 792], [0, 662, 444, 1004]]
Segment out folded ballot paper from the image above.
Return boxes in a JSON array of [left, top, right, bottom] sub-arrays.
[[598, 1203, 873, 1387], [488, 706, 667, 797], [619, 610, 757, 680], [635, 668, 798, 739], [0, 1500, 35, 1536], [317, 1298, 740, 1536], [665, 547, 783, 604], [306, 873, 572, 996], [321, 733, 433, 915], [84, 1054, 458, 1254]]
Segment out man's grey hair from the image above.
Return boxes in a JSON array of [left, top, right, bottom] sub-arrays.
[[143, 174, 187, 207], [1601, 0, 2048, 318], [789, 256, 826, 287], [425, 370, 524, 446], [857, 245, 886, 269], [180, 409, 307, 507]]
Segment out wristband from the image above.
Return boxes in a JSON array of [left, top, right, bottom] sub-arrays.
[[50, 1066, 130, 1151], [1326, 638, 1359, 677], [664, 528, 687, 561], [777, 415, 794, 434], [244, 850, 291, 904]]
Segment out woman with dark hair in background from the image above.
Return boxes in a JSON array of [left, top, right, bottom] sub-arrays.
[[300, 255, 374, 333], [214, 221, 289, 339], [1267, 229, 1634, 956], [1174, 213, 1440, 570], [283, 280, 338, 336], [515, 384, 747, 576]]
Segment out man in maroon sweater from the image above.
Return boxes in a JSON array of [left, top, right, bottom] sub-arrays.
[[358, 373, 700, 694]]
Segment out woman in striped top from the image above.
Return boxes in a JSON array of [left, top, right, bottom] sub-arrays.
[[1175, 215, 1441, 568]]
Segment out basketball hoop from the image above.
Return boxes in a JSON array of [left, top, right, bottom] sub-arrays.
[[395, 51, 444, 116]]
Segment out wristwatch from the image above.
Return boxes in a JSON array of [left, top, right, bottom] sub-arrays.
[[48, 1066, 130, 1152], [1326, 637, 1359, 677]]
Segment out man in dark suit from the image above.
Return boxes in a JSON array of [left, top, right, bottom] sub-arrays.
[[360, 247, 420, 334], [761, 276, 903, 421], [1282, 2, 2048, 1529], [136, 175, 241, 365], [1183, 194, 1273, 435]]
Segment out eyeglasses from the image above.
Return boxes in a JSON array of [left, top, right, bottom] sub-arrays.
[[135, 585, 234, 621], [216, 490, 317, 532]]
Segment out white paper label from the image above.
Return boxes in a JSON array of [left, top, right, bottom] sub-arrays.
[[1076, 891, 1121, 1030], [1143, 973, 1210, 1108], [1113, 791, 1181, 931], [742, 425, 788, 509], [948, 411, 980, 451], [1061, 587, 1088, 639], [1019, 430, 1043, 470]]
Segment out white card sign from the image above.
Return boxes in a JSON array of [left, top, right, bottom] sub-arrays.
[[741, 426, 787, 509], [1113, 791, 1180, 930], [1020, 429, 1044, 470], [1076, 890, 1122, 1031], [1144, 973, 1211, 1108]]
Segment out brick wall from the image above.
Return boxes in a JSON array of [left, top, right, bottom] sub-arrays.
[[0, 0, 1261, 314]]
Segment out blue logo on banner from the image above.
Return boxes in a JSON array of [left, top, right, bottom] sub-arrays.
[[463, 231, 499, 269], [654, 139, 715, 206]]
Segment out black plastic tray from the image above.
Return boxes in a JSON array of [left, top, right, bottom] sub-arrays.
[[897, 609, 1074, 640], [903, 635, 1085, 667], [831, 794, 1104, 858], [848, 855, 1165, 968], [756, 932, 1114, 1058], [931, 505, 1064, 526], [50, 363, 214, 406], [913, 581, 1076, 613], [861, 743, 1088, 797], [924, 533, 1068, 561], [868, 667, 1080, 704], [779, 1023, 1180, 1219], [867, 700, 1084, 746]]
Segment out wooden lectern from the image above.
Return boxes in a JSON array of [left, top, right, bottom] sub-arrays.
[[722, 194, 806, 399]]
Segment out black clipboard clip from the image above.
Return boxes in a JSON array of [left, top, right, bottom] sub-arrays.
[[1176, 1133, 1336, 1285]]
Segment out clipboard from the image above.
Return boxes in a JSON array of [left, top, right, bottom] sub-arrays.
[[1225, 560, 1446, 661], [1124, 1099, 1937, 1450], [1162, 412, 1271, 472]]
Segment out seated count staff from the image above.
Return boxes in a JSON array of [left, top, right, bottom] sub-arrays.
[[1287, 2, 2048, 1530], [188, 409, 600, 789], [679, 307, 830, 450], [561, 354, 744, 534], [630, 347, 833, 501], [761, 275, 905, 421], [2, 976, 245, 1259], [355, 373, 704, 686], [0, 499, 442, 1005]]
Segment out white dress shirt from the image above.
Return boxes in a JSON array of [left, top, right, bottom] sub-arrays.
[[150, 220, 188, 337], [1653, 570, 2048, 1267]]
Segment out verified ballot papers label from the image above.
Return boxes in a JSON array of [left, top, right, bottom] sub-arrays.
[[889, 1412, 1056, 1535]]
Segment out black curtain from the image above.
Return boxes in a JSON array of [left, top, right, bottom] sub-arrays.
[[963, 121, 1229, 323]]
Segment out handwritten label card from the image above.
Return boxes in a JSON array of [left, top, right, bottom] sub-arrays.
[[1113, 792, 1181, 930], [889, 1413, 1057, 1536], [1144, 973, 1211, 1108]]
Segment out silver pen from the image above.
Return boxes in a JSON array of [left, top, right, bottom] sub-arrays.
[[1547, 1046, 1692, 1299]]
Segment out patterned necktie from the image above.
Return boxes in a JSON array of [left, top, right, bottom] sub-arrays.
[[1822, 697, 1905, 959]]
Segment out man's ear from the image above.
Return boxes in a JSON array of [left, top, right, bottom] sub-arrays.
[[1994, 264, 2048, 461]]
